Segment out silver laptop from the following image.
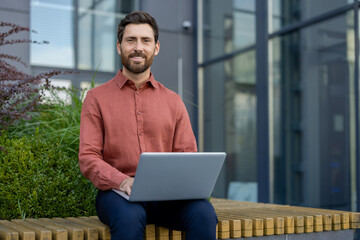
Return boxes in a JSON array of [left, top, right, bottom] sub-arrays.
[[112, 152, 226, 202]]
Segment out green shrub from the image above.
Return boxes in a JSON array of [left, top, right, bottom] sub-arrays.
[[0, 132, 97, 220], [8, 87, 84, 158]]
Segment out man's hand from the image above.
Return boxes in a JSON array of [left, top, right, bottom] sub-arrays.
[[119, 177, 134, 196]]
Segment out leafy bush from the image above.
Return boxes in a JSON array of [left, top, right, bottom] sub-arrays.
[[1, 21, 96, 220], [8, 87, 85, 158], [0, 131, 97, 220]]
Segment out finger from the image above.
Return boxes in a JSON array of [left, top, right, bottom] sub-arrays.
[[126, 186, 132, 196]]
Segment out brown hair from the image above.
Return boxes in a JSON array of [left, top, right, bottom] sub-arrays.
[[117, 11, 159, 43]]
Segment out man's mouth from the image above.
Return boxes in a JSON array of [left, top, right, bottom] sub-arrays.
[[131, 57, 144, 60]]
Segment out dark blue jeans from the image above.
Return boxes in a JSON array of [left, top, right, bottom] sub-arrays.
[[96, 190, 218, 240]]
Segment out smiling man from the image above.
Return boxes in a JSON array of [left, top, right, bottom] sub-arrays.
[[78, 11, 218, 240]]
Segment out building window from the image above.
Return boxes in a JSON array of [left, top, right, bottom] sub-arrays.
[[30, 0, 135, 72], [30, 0, 75, 68], [270, 7, 354, 210]]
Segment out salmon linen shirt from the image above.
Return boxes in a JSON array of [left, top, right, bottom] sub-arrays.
[[78, 70, 198, 191]]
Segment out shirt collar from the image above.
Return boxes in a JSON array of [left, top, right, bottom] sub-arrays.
[[114, 70, 159, 89]]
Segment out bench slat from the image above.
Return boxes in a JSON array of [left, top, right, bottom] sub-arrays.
[[75, 217, 110, 240], [11, 220, 51, 240], [0, 220, 35, 240], [52, 218, 97, 240], [38, 218, 84, 240], [25, 219, 68, 240], [0, 221, 19, 240]]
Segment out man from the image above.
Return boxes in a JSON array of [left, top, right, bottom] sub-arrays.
[[79, 11, 217, 239]]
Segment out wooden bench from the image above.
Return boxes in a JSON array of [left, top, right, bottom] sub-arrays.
[[0, 198, 359, 240]]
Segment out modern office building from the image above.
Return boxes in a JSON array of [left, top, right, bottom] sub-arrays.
[[1, 0, 360, 213]]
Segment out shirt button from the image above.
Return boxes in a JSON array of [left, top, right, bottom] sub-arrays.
[[138, 132, 142, 136], [137, 112, 141, 115], [135, 91, 139, 95]]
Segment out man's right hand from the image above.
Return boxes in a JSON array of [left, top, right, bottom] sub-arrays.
[[119, 177, 134, 196]]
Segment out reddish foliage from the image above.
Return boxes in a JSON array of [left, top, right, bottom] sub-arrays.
[[0, 21, 73, 132]]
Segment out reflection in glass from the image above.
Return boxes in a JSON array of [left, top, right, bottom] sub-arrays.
[[203, 0, 255, 61], [225, 81, 257, 201], [270, 0, 352, 33], [30, 0, 74, 68], [271, 11, 354, 210], [231, 50, 256, 84], [30, 0, 135, 71], [203, 49, 257, 200], [78, 0, 133, 72]]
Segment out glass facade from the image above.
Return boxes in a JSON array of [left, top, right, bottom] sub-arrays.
[[271, 11, 355, 209], [201, 0, 360, 211]]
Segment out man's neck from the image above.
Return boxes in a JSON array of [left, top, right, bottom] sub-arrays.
[[122, 68, 151, 89]]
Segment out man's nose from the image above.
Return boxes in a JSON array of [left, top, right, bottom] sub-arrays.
[[134, 42, 143, 51]]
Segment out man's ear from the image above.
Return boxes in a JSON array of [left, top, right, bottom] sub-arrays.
[[117, 41, 121, 55], [154, 40, 160, 56]]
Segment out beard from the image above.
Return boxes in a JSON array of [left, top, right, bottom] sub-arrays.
[[121, 50, 155, 74]]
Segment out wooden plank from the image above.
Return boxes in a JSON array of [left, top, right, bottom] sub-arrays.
[[181, 232, 186, 240], [0, 220, 35, 240], [241, 218, 253, 237], [279, 205, 347, 230], [77, 217, 110, 240], [11, 220, 51, 240], [145, 237, 156, 240], [169, 229, 181, 240], [217, 214, 252, 237], [350, 212, 360, 229], [52, 218, 97, 240], [215, 214, 241, 238], [258, 207, 312, 233], [237, 209, 283, 235], [213, 198, 360, 232], [38, 218, 84, 240], [144, 224, 155, 239], [212, 197, 360, 238], [218, 208, 290, 234], [155, 226, 169, 240], [67, 217, 108, 240], [217, 209, 269, 235], [243, 206, 315, 233], [215, 224, 218, 239], [217, 212, 262, 237], [0, 221, 19, 240], [216, 220, 229, 239], [229, 219, 241, 238], [25, 219, 68, 240], [217, 220, 229, 232], [350, 212, 360, 225], [322, 214, 332, 231]]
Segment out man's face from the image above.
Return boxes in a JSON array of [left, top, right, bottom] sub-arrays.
[[117, 23, 160, 74]]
